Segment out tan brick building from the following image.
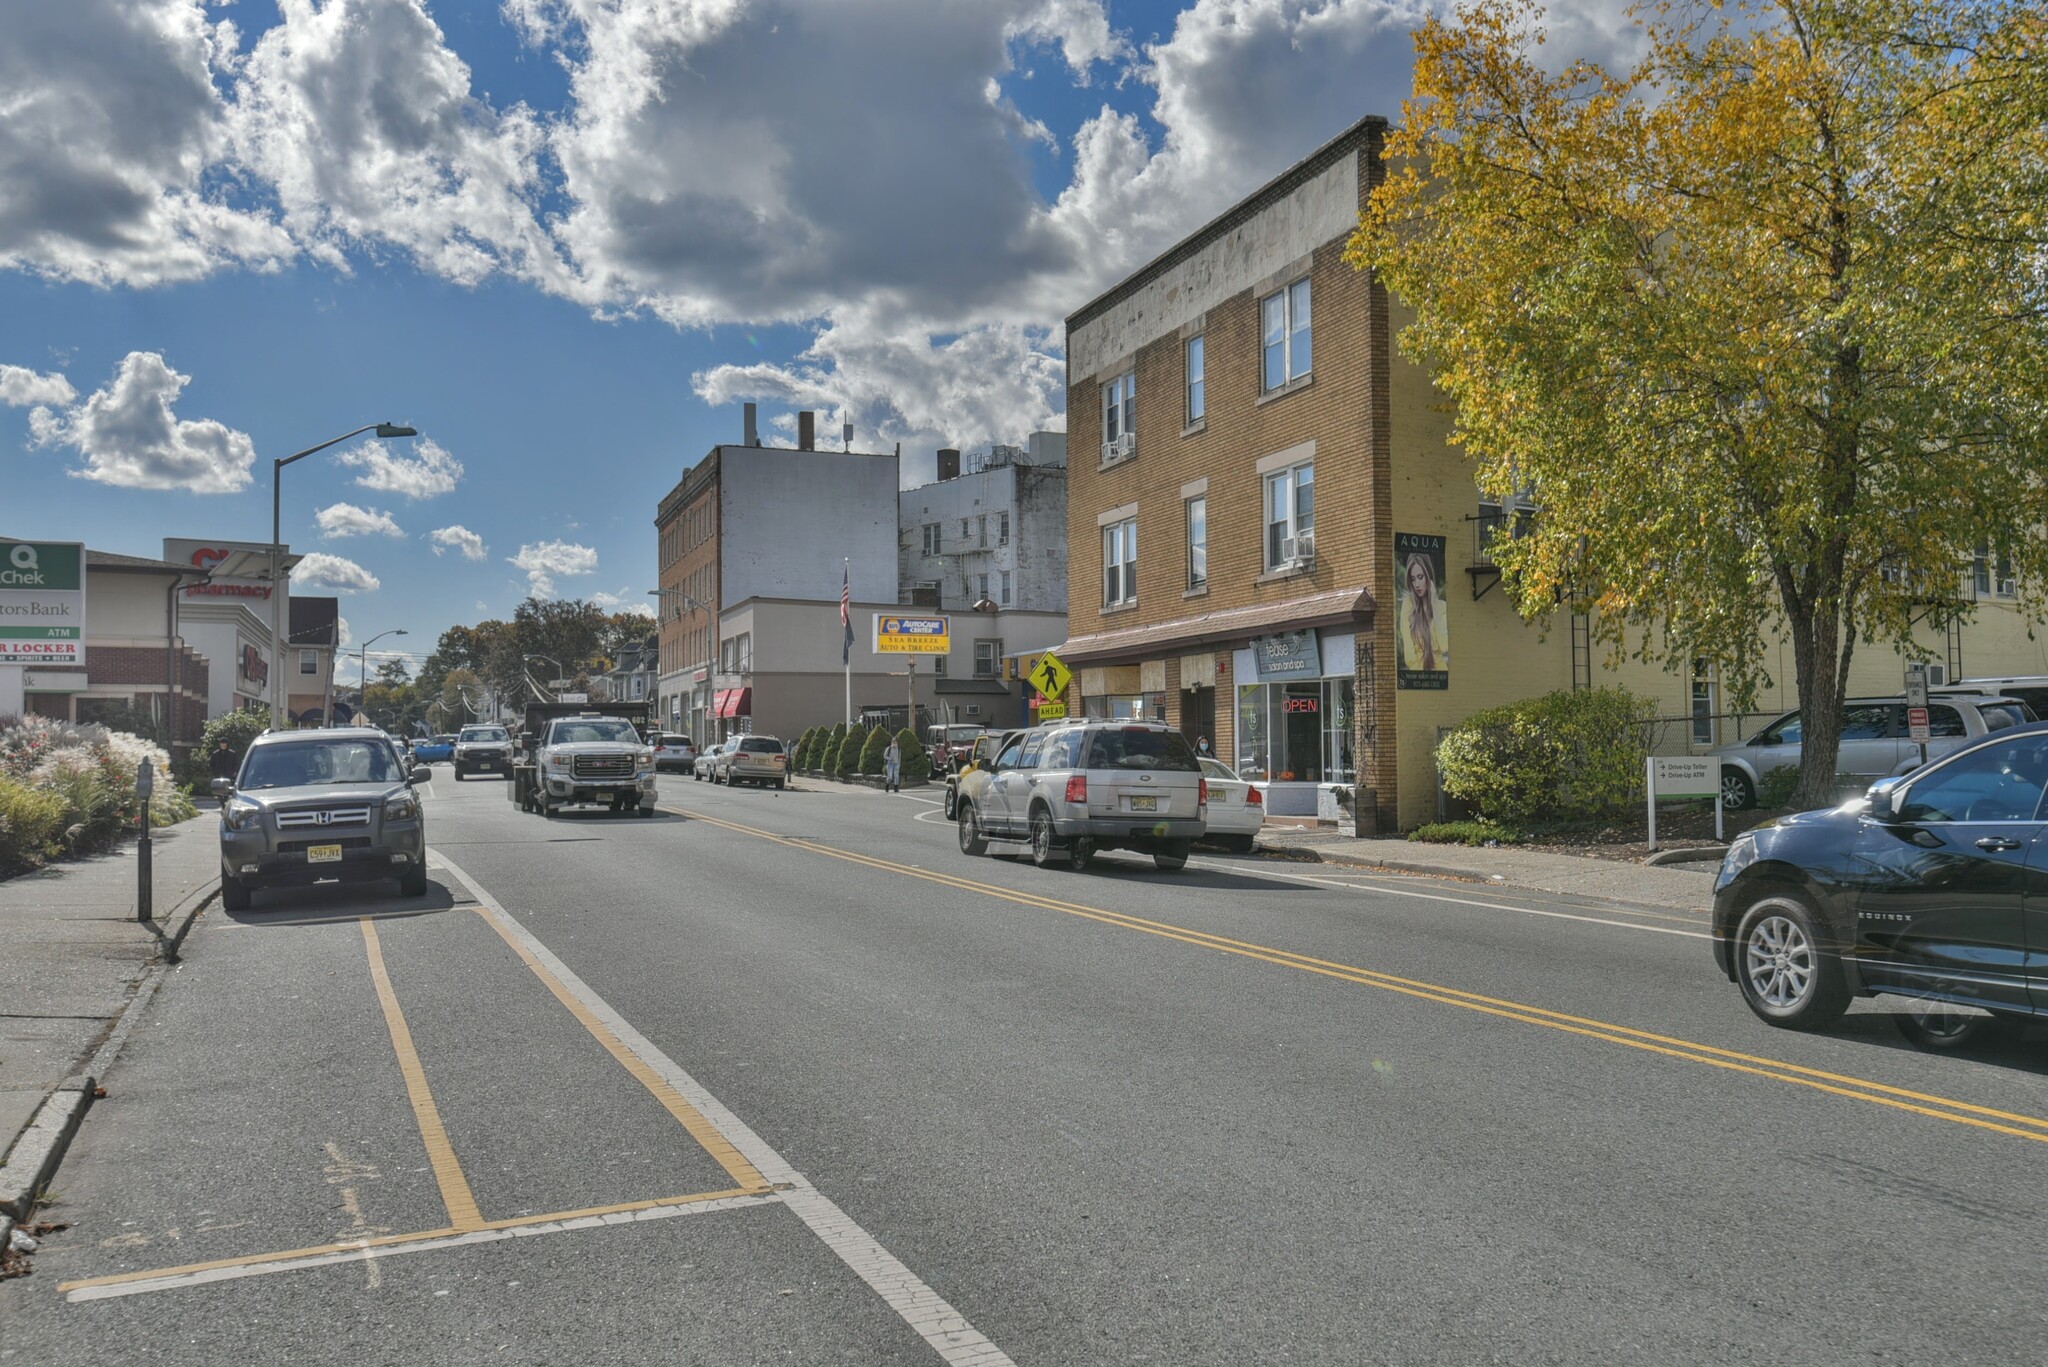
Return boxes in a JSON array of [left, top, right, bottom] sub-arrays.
[[1063, 115, 2048, 829]]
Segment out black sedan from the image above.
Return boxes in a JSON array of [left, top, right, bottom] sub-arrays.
[[1712, 720, 2048, 1048]]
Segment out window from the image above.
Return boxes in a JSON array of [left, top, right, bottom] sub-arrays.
[[1101, 371, 1136, 460], [1691, 659, 1715, 746], [978, 572, 990, 601], [1018, 733, 1045, 767], [1103, 517, 1138, 606], [977, 515, 988, 548], [1264, 462, 1315, 569], [1897, 734, 2048, 823], [299, 650, 319, 676], [1185, 335, 1205, 423], [973, 639, 1002, 679], [998, 513, 1009, 545], [1186, 496, 1208, 590], [1261, 278, 1312, 391], [1923, 704, 1967, 739], [999, 570, 1012, 606], [933, 653, 946, 677], [1974, 543, 2016, 598], [960, 518, 970, 540], [922, 523, 942, 556]]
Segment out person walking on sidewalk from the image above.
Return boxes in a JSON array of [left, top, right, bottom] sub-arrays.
[[883, 735, 902, 793], [209, 739, 238, 784]]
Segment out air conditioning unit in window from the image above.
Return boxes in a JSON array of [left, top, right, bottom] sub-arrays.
[[1100, 433, 1134, 462], [1279, 532, 1314, 568], [1924, 663, 1948, 686]]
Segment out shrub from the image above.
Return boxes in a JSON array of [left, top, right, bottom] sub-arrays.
[[0, 777, 69, 876], [795, 727, 820, 770], [821, 723, 848, 773], [859, 726, 888, 774], [895, 728, 932, 784], [1409, 819, 1529, 847], [1757, 764, 1800, 810], [1435, 687, 1655, 822], [0, 717, 194, 879], [179, 708, 273, 788], [834, 725, 867, 776]]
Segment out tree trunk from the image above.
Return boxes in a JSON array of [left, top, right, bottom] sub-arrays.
[[1780, 588, 1856, 812]]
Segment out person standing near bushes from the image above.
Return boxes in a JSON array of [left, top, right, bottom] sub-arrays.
[[210, 739, 238, 783], [883, 734, 902, 793]]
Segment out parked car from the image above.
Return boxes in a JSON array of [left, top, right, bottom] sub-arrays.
[[957, 720, 1207, 872], [1711, 692, 2033, 809], [1949, 675, 2048, 720], [412, 735, 456, 763], [1712, 719, 2048, 1048], [927, 723, 989, 772], [452, 724, 513, 780], [1195, 757, 1264, 853], [695, 742, 734, 782], [944, 728, 1025, 819], [652, 733, 698, 773], [211, 727, 432, 910], [727, 736, 789, 788]]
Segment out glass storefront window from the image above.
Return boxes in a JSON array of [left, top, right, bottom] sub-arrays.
[[1235, 678, 1355, 783]]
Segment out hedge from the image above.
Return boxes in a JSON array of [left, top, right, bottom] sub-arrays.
[[1, 716, 197, 879], [1434, 687, 1655, 823], [895, 728, 933, 784]]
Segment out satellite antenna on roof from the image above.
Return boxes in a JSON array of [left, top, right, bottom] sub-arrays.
[[843, 422, 853, 451]]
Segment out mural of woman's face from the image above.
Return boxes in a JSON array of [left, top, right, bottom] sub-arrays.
[[1407, 557, 1429, 598]]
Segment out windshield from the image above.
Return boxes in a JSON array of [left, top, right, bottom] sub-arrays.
[[1085, 728, 1200, 772], [459, 728, 508, 743], [549, 719, 641, 745], [240, 739, 406, 789], [738, 738, 783, 753]]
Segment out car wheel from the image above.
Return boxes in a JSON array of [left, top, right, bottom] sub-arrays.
[[1153, 840, 1190, 872], [1221, 834, 1256, 855], [1893, 1002, 2020, 1051], [776, 779, 786, 791], [1030, 809, 1062, 869], [398, 864, 429, 897], [943, 789, 957, 820], [219, 867, 252, 912], [1721, 767, 1756, 811], [452, 766, 465, 781], [958, 805, 989, 857], [1734, 890, 1850, 1029]]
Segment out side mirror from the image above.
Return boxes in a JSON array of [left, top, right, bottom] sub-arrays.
[[209, 777, 233, 800], [1865, 775, 1904, 821], [409, 766, 432, 785]]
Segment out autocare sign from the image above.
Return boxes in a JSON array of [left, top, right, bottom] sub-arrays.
[[873, 614, 950, 654], [0, 540, 87, 665]]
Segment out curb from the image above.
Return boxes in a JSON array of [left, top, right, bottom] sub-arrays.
[[1305, 849, 1504, 884], [150, 874, 220, 964], [0, 1075, 94, 1220], [1644, 845, 1727, 866]]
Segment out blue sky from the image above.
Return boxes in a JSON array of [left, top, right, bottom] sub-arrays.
[[0, 0, 1635, 681]]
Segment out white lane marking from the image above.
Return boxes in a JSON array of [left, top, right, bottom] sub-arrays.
[[897, 793, 945, 807], [1182, 859, 1713, 940], [914, 808, 954, 825], [67, 1194, 779, 1303], [431, 853, 1019, 1367]]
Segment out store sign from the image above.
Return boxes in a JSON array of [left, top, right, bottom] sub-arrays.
[[1251, 630, 1322, 681], [1395, 531, 1450, 690], [874, 614, 950, 654], [22, 670, 90, 693], [1282, 697, 1320, 714], [241, 644, 269, 685], [166, 538, 276, 599], [0, 540, 87, 665]]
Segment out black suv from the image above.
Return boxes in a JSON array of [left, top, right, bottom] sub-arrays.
[[1713, 720, 2048, 1048]]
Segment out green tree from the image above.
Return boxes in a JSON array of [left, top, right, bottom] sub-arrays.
[[895, 727, 932, 784], [182, 708, 273, 786], [821, 723, 847, 774], [858, 725, 888, 775], [1350, 0, 2048, 808], [794, 727, 819, 769], [834, 725, 867, 777]]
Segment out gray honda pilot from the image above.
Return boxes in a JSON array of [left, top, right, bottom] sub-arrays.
[[213, 728, 432, 910]]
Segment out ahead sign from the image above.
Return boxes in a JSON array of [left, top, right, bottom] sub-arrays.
[[0, 540, 86, 665]]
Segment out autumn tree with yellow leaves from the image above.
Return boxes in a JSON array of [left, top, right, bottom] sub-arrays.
[[1350, 0, 2048, 807]]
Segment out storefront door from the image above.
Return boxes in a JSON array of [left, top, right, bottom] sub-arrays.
[[1181, 687, 1215, 750]]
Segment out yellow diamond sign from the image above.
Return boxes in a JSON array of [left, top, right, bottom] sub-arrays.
[[1027, 649, 1072, 701]]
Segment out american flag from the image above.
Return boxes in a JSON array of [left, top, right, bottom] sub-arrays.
[[840, 561, 853, 664]]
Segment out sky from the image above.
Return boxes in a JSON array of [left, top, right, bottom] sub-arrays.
[[0, 0, 1639, 682]]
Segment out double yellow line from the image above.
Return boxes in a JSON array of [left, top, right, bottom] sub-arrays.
[[684, 809, 2048, 1147]]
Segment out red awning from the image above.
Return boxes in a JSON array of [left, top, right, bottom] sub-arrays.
[[714, 688, 752, 719]]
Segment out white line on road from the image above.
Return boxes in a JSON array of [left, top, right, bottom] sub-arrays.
[[431, 852, 1019, 1367]]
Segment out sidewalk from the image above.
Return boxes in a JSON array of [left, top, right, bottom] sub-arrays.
[[1253, 824, 1718, 914], [0, 812, 219, 1220]]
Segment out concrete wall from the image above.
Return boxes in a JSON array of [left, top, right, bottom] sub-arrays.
[[898, 462, 1069, 614], [720, 446, 900, 608]]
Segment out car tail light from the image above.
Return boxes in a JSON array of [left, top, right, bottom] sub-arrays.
[[1065, 775, 1088, 804], [1199, 778, 1209, 806], [1246, 784, 1262, 806]]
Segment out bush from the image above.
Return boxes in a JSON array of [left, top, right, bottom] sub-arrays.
[[0, 778, 68, 876], [1409, 819, 1529, 847], [834, 725, 867, 776], [895, 728, 932, 784], [179, 708, 273, 788], [795, 727, 820, 770], [1757, 764, 1800, 810], [0, 717, 195, 879], [859, 726, 888, 775], [820, 723, 847, 773], [1435, 687, 1655, 822]]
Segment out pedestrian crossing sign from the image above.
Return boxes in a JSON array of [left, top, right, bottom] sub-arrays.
[[1026, 650, 1072, 701]]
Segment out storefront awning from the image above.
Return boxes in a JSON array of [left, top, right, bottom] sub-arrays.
[[713, 687, 752, 718], [1052, 586, 1374, 665]]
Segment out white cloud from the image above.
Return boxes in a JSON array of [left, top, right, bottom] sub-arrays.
[[315, 501, 405, 539], [295, 551, 381, 594], [430, 525, 488, 560], [0, 364, 76, 408], [508, 539, 598, 598], [590, 589, 655, 617], [29, 350, 256, 492], [337, 436, 463, 499], [336, 615, 353, 648]]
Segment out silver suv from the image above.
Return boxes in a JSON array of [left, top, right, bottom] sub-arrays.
[[957, 720, 1207, 871], [212, 728, 432, 910], [1711, 692, 2033, 809]]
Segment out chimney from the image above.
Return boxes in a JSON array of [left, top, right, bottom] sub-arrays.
[[936, 448, 961, 481], [797, 411, 815, 451], [743, 402, 758, 447]]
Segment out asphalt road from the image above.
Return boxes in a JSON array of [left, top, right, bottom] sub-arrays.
[[6, 767, 2047, 1364]]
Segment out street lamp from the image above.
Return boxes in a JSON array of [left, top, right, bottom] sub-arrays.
[[269, 422, 417, 727], [356, 628, 408, 724]]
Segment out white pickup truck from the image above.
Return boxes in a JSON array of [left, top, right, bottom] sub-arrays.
[[533, 713, 657, 817]]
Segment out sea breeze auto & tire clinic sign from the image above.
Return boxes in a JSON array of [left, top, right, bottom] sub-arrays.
[[0, 540, 87, 665]]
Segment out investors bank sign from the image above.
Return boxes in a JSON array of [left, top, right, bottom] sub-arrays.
[[0, 540, 87, 665]]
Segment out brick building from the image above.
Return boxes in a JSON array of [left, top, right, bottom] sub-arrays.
[[1063, 115, 2048, 828]]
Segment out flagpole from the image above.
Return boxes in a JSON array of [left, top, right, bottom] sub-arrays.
[[843, 558, 852, 728]]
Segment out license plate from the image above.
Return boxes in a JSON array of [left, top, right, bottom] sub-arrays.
[[307, 844, 343, 863], [1129, 795, 1157, 812]]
